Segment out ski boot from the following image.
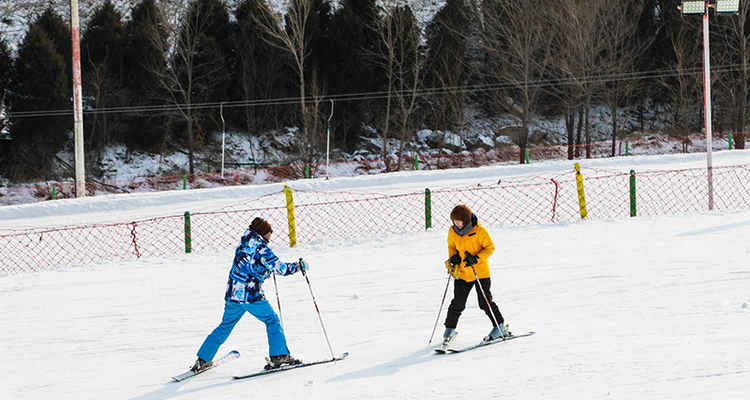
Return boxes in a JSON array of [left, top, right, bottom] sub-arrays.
[[484, 324, 510, 342], [190, 357, 212, 372], [436, 328, 458, 353], [264, 354, 302, 370]]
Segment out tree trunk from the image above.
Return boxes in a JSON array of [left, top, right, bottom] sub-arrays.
[[610, 101, 618, 157], [520, 109, 529, 164], [735, 16, 747, 150], [187, 111, 194, 175], [566, 108, 575, 160], [584, 101, 591, 159], [575, 107, 584, 158]]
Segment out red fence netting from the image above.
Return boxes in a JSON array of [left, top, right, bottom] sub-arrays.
[[2, 164, 749, 276]]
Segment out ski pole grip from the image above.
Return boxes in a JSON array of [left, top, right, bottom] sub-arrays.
[[300, 258, 307, 276]]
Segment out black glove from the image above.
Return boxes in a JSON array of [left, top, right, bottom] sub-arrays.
[[464, 252, 478, 267], [449, 252, 462, 266]]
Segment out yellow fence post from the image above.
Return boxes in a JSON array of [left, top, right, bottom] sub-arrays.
[[574, 163, 588, 219], [283, 184, 297, 247]]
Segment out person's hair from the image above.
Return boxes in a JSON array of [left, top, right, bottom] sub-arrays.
[[450, 205, 472, 225], [250, 217, 273, 236]]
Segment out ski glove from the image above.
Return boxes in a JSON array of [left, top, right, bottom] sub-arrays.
[[463, 252, 478, 267], [444, 259, 461, 279], [449, 252, 462, 266], [298, 259, 309, 272]]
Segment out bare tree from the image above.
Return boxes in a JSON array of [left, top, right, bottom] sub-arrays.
[[594, 0, 651, 157], [659, 14, 702, 152], [480, 0, 554, 163], [143, 0, 228, 174], [549, 0, 612, 159], [373, 0, 426, 171], [714, 3, 750, 149], [251, 0, 326, 163]]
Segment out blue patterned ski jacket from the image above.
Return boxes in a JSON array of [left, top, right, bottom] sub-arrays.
[[225, 228, 300, 304]]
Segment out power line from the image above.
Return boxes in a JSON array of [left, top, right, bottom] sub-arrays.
[[5, 62, 749, 119]]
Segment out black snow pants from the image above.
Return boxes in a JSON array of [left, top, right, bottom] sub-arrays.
[[444, 278, 504, 329]]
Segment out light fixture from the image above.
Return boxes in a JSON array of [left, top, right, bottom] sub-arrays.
[[681, 1, 707, 15], [716, 0, 740, 14]]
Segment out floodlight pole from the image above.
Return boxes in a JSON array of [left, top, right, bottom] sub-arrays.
[[702, 7, 714, 211], [220, 102, 226, 180], [325, 100, 334, 180], [70, 0, 85, 198]]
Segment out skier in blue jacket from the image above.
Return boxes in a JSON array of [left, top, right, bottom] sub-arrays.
[[191, 217, 308, 372]]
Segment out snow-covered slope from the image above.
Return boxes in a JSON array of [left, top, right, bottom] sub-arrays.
[[1, 150, 749, 399], [0, 205, 748, 399]]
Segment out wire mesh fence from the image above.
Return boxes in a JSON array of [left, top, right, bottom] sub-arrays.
[[2, 163, 749, 276]]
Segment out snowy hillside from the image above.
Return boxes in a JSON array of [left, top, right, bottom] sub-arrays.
[[1, 150, 749, 399]]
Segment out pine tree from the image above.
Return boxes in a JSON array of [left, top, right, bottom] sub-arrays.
[[33, 8, 71, 98], [424, 0, 471, 131], [231, 0, 293, 134], [82, 1, 125, 78], [81, 0, 126, 156], [121, 0, 168, 150], [323, 0, 381, 149], [0, 38, 12, 139], [123, 0, 167, 95], [7, 25, 69, 180]]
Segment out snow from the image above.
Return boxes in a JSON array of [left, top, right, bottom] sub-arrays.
[[1, 150, 750, 399]]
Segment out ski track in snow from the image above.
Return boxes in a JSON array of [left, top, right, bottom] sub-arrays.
[[1, 151, 750, 399]]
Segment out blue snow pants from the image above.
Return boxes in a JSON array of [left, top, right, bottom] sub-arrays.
[[197, 300, 289, 362]]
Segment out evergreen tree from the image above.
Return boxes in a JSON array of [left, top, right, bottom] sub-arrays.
[[323, 0, 381, 149], [121, 0, 168, 150], [81, 0, 126, 156], [424, 0, 471, 131], [33, 8, 71, 98], [0, 38, 11, 94], [6, 25, 69, 180], [231, 0, 293, 134], [82, 1, 125, 78], [0, 38, 12, 139], [123, 0, 167, 95]]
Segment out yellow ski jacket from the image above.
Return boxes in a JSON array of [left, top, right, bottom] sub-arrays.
[[447, 217, 495, 282]]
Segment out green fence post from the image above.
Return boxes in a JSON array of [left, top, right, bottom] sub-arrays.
[[425, 188, 432, 229], [305, 164, 310, 179], [524, 148, 530, 164], [52, 186, 57, 200], [184, 211, 192, 253], [415, 155, 419, 171], [629, 170, 637, 217], [729, 132, 734, 150], [183, 174, 187, 190], [626, 142, 630, 157]]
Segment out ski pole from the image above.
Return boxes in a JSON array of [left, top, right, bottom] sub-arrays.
[[428, 274, 452, 345], [272, 272, 283, 330], [300, 259, 336, 360], [470, 264, 502, 334]]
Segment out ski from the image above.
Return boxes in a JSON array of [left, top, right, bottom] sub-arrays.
[[434, 332, 458, 354], [233, 352, 349, 380], [172, 350, 241, 382], [447, 331, 535, 353]]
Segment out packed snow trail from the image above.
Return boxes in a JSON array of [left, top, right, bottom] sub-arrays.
[[1, 209, 749, 399]]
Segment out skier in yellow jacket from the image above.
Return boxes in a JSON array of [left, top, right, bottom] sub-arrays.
[[443, 205, 508, 344]]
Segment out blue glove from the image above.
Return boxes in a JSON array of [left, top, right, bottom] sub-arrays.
[[298, 259, 309, 272]]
